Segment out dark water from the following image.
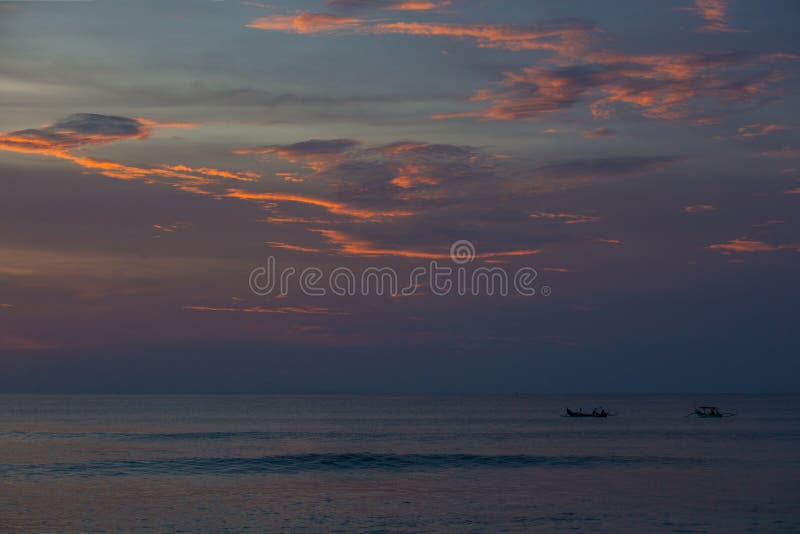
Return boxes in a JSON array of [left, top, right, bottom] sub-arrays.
[[0, 395, 798, 532]]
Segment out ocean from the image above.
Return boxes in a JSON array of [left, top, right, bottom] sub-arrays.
[[0, 395, 798, 532]]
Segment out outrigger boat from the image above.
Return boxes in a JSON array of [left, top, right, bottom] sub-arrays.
[[562, 407, 613, 418], [687, 406, 736, 418]]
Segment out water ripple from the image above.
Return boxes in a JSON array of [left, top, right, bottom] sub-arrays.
[[0, 453, 704, 479]]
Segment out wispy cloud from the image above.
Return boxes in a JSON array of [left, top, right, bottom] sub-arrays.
[[582, 127, 618, 139], [736, 123, 786, 139], [226, 190, 414, 220], [536, 156, 679, 182], [760, 148, 800, 158], [708, 239, 799, 253], [313, 229, 539, 259], [435, 51, 797, 122], [327, 0, 452, 11], [594, 238, 623, 246], [247, 13, 594, 53], [688, 0, 746, 33], [683, 204, 715, 214], [183, 304, 348, 315], [266, 241, 324, 253], [152, 222, 192, 238], [0, 335, 53, 351], [234, 138, 361, 173], [529, 211, 602, 224], [0, 114, 259, 191]]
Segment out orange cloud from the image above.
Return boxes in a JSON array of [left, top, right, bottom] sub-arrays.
[[266, 241, 323, 253], [234, 138, 359, 173], [260, 216, 334, 225], [582, 127, 617, 138], [737, 123, 786, 139], [690, 0, 746, 32], [226, 190, 414, 220], [708, 239, 800, 253], [247, 13, 593, 53], [313, 228, 539, 259], [326, 0, 450, 10], [435, 51, 797, 122], [0, 114, 259, 192], [247, 13, 363, 33], [530, 211, 602, 224], [390, 164, 440, 189], [594, 238, 623, 246], [160, 165, 258, 182], [136, 118, 201, 130], [152, 222, 191, 237], [387, 1, 448, 10], [235, 138, 495, 207], [683, 204, 715, 214]]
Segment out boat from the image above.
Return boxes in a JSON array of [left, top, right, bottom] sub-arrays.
[[561, 407, 612, 418], [687, 406, 736, 418]]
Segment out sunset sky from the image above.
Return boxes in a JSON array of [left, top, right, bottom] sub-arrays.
[[1, 0, 798, 392]]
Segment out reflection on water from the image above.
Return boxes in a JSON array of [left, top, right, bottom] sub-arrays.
[[0, 395, 798, 532]]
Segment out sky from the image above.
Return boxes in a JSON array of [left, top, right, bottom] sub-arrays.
[[0, 0, 798, 393]]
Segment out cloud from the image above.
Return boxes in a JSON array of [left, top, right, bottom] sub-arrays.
[[248, 13, 594, 53], [312, 228, 539, 259], [529, 211, 602, 224], [327, 0, 451, 11], [152, 222, 192, 238], [225, 189, 414, 220], [234, 138, 496, 210], [266, 241, 323, 253], [582, 127, 617, 138], [760, 148, 800, 158], [689, 0, 746, 33], [234, 138, 361, 172], [736, 123, 786, 139], [708, 239, 800, 253], [0, 335, 53, 351], [247, 13, 364, 33], [683, 204, 715, 213], [594, 238, 623, 246], [536, 156, 679, 181], [0, 114, 259, 189], [0, 113, 151, 153], [752, 219, 783, 228], [434, 51, 797, 122]]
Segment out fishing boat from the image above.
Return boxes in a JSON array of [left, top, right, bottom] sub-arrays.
[[687, 406, 736, 418], [561, 407, 612, 418]]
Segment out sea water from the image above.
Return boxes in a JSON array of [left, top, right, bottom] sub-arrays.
[[0, 395, 798, 532]]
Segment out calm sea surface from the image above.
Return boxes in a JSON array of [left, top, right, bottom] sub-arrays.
[[0, 395, 798, 532]]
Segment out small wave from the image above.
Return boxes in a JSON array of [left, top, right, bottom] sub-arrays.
[[0, 453, 703, 479]]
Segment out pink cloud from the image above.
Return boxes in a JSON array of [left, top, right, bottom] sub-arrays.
[[708, 239, 799, 253], [683, 204, 715, 214]]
